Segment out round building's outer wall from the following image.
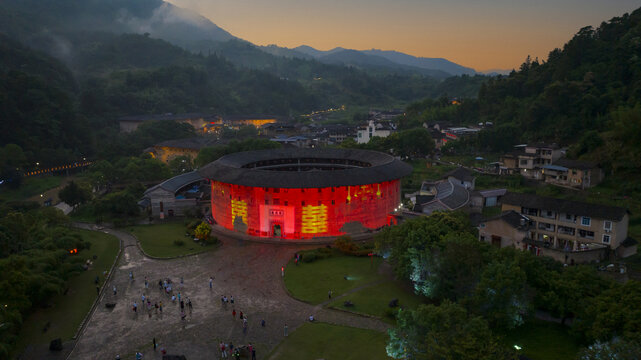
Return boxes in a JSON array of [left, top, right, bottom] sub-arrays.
[[200, 148, 412, 240], [210, 180, 402, 239]]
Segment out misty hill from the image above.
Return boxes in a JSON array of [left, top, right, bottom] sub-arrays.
[[0, 0, 235, 47], [315, 49, 451, 78], [361, 49, 476, 76], [263, 45, 476, 77]]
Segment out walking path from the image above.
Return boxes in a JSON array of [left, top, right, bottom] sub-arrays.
[[67, 224, 390, 359]]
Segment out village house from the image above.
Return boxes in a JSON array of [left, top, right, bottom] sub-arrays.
[[499, 143, 563, 179], [542, 158, 604, 189], [146, 137, 222, 163], [478, 192, 636, 263], [140, 171, 210, 219], [356, 120, 396, 144]]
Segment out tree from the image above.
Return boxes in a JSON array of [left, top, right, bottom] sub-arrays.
[[574, 281, 641, 343], [59, 181, 91, 207], [194, 222, 211, 240], [577, 338, 641, 360], [375, 211, 471, 285], [387, 301, 514, 360], [168, 156, 193, 175], [469, 260, 529, 329]]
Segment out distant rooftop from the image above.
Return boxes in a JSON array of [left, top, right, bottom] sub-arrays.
[[502, 192, 628, 221]]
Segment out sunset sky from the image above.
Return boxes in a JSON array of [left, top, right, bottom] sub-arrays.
[[167, 0, 640, 71]]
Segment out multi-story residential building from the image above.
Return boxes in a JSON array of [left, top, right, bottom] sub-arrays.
[[356, 120, 396, 144], [499, 143, 563, 179], [478, 192, 637, 263], [542, 159, 603, 189]]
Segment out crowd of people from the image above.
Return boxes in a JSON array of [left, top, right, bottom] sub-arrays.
[[112, 272, 260, 359]]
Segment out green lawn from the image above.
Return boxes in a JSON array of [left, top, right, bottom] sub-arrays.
[[130, 222, 213, 258], [328, 281, 425, 322], [15, 228, 119, 351], [268, 322, 390, 360], [0, 175, 62, 201], [284, 254, 383, 304], [501, 319, 581, 360]]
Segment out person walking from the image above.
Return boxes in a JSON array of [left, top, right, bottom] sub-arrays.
[[232, 309, 236, 319], [220, 342, 227, 359], [230, 295, 234, 304], [188, 298, 193, 312], [144, 277, 149, 289], [113, 285, 117, 296], [209, 276, 213, 289], [133, 302, 138, 313], [328, 290, 332, 299], [153, 337, 157, 351], [159, 301, 163, 313], [239, 311, 243, 320], [284, 323, 288, 337]]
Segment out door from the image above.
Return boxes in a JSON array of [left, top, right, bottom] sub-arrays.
[[491, 235, 502, 247], [273, 224, 282, 237]]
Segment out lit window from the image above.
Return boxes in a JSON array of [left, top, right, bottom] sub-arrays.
[[581, 217, 591, 226], [602, 234, 611, 244]]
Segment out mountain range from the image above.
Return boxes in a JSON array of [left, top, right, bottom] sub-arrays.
[[264, 46, 478, 77], [0, 0, 488, 78]]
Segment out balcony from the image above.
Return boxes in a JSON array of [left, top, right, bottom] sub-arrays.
[[540, 211, 556, 220], [538, 223, 555, 232], [558, 226, 575, 236]]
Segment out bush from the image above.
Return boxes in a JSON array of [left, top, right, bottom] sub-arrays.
[[300, 247, 334, 263], [384, 307, 399, 320], [173, 239, 185, 246], [202, 236, 219, 246], [334, 236, 359, 253]]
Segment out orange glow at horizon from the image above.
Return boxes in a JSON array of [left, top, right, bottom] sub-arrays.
[[167, 0, 640, 71]]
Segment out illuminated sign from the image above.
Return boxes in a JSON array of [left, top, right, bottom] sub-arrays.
[[231, 199, 248, 224], [270, 209, 284, 216], [301, 204, 328, 234]]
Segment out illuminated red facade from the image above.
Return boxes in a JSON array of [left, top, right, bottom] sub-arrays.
[[199, 148, 412, 240], [210, 180, 401, 239]]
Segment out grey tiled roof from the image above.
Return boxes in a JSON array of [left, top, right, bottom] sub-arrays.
[[198, 148, 412, 188], [144, 171, 204, 195], [442, 167, 475, 183], [553, 158, 599, 170], [502, 192, 628, 221]]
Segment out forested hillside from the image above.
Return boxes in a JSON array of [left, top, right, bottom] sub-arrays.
[[404, 8, 641, 173]]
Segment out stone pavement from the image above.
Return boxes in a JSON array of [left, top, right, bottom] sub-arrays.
[[67, 225, 390, 359]]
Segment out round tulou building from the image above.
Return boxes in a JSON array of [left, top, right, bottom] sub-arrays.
[[198, 148, 412, 239]]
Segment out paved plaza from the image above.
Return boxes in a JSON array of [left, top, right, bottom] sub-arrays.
[[68, 225, 389, 359]]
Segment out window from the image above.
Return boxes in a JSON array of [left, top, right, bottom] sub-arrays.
[[284, 201, 288, 206], [604, 221, 612, 231], [265, 200, 269, 205], [331, 200, 335, 205], [273, 199, 280, 205], [581, 217, 591, 226], [302, 201, 305, 206], [480, 235, 486, 242], [602, 234, 611, 244]]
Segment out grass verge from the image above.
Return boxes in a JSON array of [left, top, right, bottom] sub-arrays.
[[268, 322, 389, 360], [0, 176, 62, 202], [328, 281, 424, 323], [130, 222, 213, 258], [15, 228, 119, 350], [284, 254, 383, 304]]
